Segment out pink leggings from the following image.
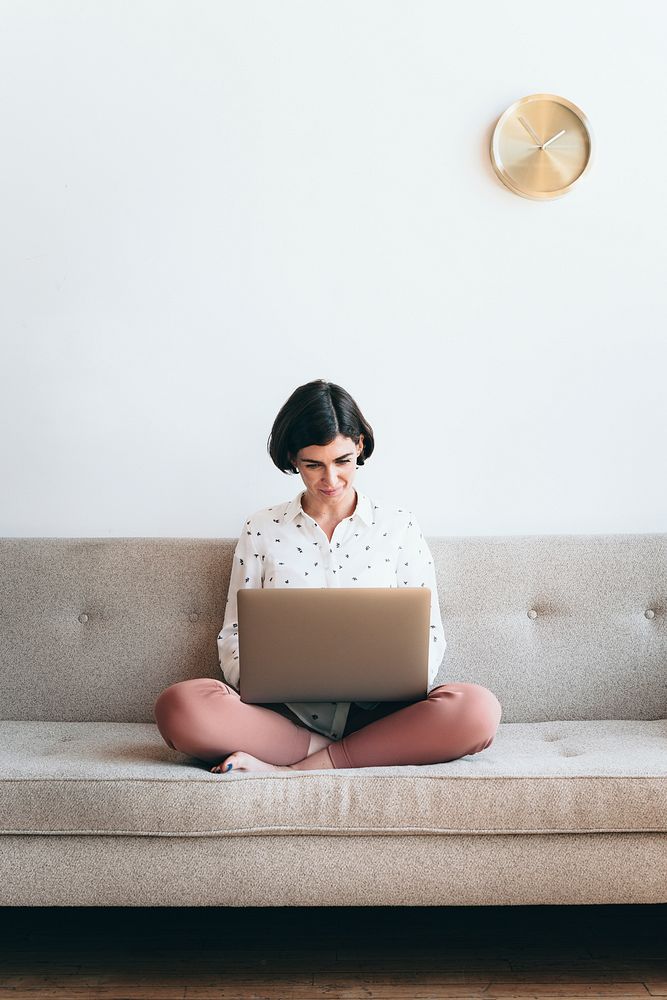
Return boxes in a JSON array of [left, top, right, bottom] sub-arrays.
[[154, 678, 502, 768]]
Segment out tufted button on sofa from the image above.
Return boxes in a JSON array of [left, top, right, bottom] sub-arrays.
[[0, 534, 665, 907]]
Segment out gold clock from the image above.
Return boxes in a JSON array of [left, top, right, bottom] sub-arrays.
[[490, 93, 593, 200]]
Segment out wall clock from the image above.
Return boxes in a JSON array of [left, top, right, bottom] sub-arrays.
[[490, 93, 593, 200]]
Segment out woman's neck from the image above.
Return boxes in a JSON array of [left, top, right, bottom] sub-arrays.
[[301, 487, 358, 524]]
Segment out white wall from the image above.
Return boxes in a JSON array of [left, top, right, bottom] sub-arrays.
[[1, 0, 665, 538]]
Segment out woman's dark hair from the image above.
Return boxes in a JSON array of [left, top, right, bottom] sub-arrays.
[[268, 379, 375, 475]]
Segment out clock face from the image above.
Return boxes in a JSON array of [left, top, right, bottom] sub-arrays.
[[490, 94, 593, 200]]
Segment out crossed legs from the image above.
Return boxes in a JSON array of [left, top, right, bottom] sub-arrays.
[[154, 677, 502, 772]]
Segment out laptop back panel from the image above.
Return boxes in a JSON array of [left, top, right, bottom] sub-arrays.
[[237, 587, 431, 703]]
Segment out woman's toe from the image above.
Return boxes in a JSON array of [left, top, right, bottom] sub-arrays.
[[211, 754, 236, 773]]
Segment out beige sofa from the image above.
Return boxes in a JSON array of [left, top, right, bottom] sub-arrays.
[[0, 534, 665, 907]]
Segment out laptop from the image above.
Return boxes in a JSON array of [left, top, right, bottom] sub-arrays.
[[237, 587, 431, 703]]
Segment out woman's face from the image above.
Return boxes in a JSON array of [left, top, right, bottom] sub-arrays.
[[291, 434, 364, 510]]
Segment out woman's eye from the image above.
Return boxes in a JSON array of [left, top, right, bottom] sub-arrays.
[[306, 460, 350, 468]]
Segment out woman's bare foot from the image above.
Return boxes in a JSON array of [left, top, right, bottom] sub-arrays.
[[210, 751, 293, 774], [210, 731, 336, 774]]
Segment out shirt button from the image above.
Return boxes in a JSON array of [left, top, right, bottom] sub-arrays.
[[645, 609, 655, 619], [527, 609, 538, 620], [78, 613, 89, 624]]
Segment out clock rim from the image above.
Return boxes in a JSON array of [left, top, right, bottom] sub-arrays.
[[490, 92, 593, 200]]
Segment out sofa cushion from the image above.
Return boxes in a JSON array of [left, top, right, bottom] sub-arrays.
[[2, 535, 666, 726], [1, 719, 665, 837]]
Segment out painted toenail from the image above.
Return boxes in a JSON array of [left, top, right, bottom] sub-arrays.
[[226, 763, 233, 771]]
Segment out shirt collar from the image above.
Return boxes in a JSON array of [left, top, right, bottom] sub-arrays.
[[283, 488, 374, 527]]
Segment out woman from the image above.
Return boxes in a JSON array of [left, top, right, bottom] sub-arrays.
[[154, 379, 502, 773]]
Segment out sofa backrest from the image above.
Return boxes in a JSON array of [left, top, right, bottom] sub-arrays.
[[0, 535, 665, 724]]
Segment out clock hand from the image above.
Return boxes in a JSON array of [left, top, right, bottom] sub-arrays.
[[541, 128, 566, 150], [518, 115, 543, 146]]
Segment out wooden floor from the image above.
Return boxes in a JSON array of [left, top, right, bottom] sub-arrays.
[[0, 903, 665, 999]]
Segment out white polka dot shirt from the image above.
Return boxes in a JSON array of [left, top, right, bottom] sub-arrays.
[[217, 488, 446, 739]]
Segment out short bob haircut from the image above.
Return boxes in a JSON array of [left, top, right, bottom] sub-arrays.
[[268, 379, 375, 475]]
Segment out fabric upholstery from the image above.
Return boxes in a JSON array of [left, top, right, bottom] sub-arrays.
[[1, 534, 665, 906], [1, 833, 665, 907], [1, 534, 665, 723], [1, 718, 665, 837]]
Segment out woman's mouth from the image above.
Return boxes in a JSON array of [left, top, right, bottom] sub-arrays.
[[321, 488, 341, 496]]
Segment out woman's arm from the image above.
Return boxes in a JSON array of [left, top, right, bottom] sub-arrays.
[[216, 518, 264, 691], [397, 514, 447, 686]]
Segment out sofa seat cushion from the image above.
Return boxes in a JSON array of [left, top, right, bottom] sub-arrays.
[[1, 719, 666, 837]]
